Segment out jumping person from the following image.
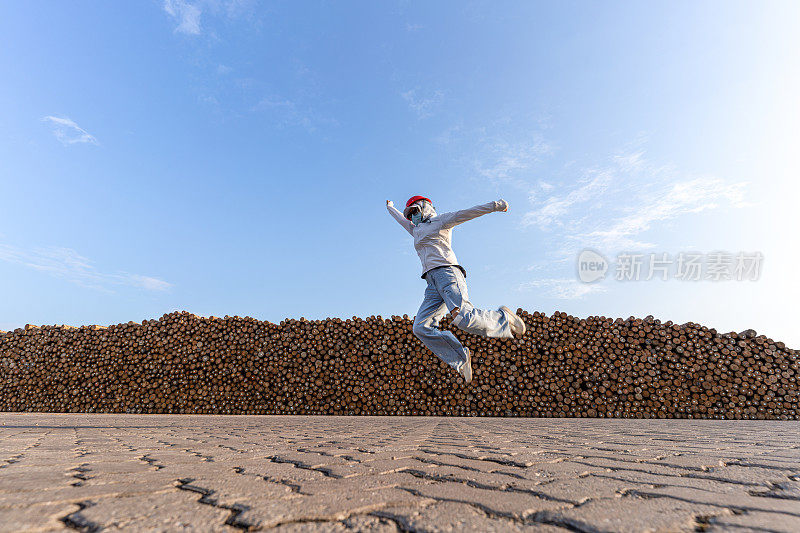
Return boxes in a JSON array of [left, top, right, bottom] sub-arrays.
[[386, 196, 527, 385]]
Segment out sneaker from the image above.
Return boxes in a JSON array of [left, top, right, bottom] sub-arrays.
[[458, 347, 473, 385], [500, 306, 526, 337]]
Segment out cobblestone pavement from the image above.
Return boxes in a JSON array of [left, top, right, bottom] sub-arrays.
[[1, 415, 799, 532]]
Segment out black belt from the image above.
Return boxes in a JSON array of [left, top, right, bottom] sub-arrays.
[[422, 264, 467, 280]]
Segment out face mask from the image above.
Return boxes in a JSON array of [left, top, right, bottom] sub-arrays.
[[411, 212, 423, 225], [420, 200, 436, 219]]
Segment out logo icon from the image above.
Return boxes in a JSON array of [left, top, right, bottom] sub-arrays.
[[577, 249, 608, 283]]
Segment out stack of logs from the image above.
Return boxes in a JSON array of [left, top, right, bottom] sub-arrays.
[[0, 310, 797, 419]]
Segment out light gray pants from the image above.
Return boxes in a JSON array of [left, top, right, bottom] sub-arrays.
[[412, 266, 513, 370]]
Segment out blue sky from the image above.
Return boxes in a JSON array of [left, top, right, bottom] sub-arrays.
[[1, 1, 799, 347]]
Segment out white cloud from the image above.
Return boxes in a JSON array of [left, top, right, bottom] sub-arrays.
[[518, 278, 607, 299], [129, 275, 173, 291], [522, 168, 612, 229], [162, 0, 262, 37], [216, 0, 257, 19], [475, 138, 553, 188], [613, 151, 645, 172], [42, 116, 98, 146], [433, 124, 463, 145], [401, 88, 444, 119], [581, 177, 748, 251], [163, 0, 202, 35], [429, 116, 553, 193], [0, 243, 171, 293], [522, 150, 751, 262]]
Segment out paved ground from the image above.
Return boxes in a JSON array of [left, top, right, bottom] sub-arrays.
[[1, 415, 799, 533]]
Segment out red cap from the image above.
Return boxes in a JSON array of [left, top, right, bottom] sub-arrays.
[[403, 196, 432, 219]]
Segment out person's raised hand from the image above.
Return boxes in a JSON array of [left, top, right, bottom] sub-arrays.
[[499, 199, 509, 212], [386, 200, 393, 207]]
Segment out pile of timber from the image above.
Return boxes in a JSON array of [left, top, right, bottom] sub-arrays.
[[0, 310, 797, 419]]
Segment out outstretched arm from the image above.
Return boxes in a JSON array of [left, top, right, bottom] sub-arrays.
[[438, 199, 508, 229], [386, 200, 413, 235]]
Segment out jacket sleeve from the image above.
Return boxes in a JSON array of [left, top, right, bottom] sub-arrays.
[[387, 203, 414, 235], [438, 199, 508, 229]]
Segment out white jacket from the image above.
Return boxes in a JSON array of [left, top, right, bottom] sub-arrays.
[[388, 199, 508, 279]]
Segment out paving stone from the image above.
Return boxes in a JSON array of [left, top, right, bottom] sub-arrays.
[[0, 501, 79, 532], [0, 414, 799, 532], [516, 474, 652, 504], [418, 450, 533, 472], [624, 484, 800, 517], [517, 461, 608, 484], [405, 480, 571, 519], [270, 514, 400, 532], [320, 457, 437, 478], [0, 482, 176, 509], [292, 471, 432, 496], [78, 490, 234, 532], [235, 487, 436, 529], [537, 495, 733, 532], [400, 463, 539, 490], [571, 455, 713, 478], [75, 461, 161, 475], [703, 510, 800, 533], [180, 474, 293, 502], [581, 470, 764, 495], [234, 460, 332, 484], [269, 451, 358, 470], [377, 500, 567, 532], [749, 479, 800, 500], [73, 470, 181, 487], [0, 469, 78, 494]]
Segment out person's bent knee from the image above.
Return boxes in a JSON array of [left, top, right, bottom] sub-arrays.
[[450, 305, 472, 330], [412, 321, 428, 339], [450, 307, 466, 330]]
